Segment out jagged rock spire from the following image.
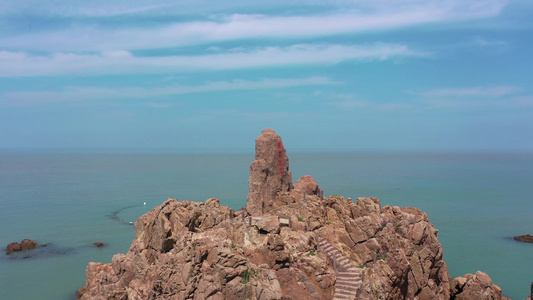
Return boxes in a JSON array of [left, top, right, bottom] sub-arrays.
[[246, 129, 293, 216]]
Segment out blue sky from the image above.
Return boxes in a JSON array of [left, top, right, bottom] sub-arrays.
[[1, 0, 532, 152]]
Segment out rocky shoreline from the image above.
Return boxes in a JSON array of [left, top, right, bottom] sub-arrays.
[[77, 129, 509, 299]]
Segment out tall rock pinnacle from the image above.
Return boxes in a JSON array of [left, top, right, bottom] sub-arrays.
[[246, 129, 293, 216]]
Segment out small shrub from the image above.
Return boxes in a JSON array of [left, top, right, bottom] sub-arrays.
[[308, 250, 316, 256], [377, 253, 388, 260], [357, 263, 367, 268], [241, 269, 253, 284], [231, 241, 236, 249], [297, 216, 304, 222]]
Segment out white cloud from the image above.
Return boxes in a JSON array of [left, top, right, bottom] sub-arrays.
[[0, 77, 337, 107], [0, 0, 508, 18], [329, 99, 413, 110], [0, 44, 420, 77], [421, 86, 523, 98], [1, 1, 507, 52], [321, 92, 413, 110], [474, 37, 507, 47], [420, 86, 533, 109], [423, 97, 533, 109]]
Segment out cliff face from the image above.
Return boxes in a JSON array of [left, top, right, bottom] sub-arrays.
[[78, 129, 508, 300]]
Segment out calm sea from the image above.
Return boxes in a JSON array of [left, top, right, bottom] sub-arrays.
[[0, 152, 532, 299]]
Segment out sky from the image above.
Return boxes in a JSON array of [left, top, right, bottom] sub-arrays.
[[1, 0, 533, 152]]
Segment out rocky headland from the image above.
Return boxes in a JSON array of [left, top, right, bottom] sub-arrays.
[[77, 129, 509, 300]]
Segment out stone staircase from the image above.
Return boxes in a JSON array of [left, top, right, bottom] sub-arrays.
[[317, 236, 363, 300]]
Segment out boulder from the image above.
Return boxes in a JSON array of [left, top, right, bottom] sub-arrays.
[[93, 242, 104, 248], [513, 234, 533, 243], [5, 239, 37, 254], [450, 271, 507, 300], [246, 129, 293, 216], [254, 215, 281, 234], [6, 242, 21, 254], [293, 175, 319, 196]]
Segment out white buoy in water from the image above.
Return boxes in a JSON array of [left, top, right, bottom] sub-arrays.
[[143, 202, 146, 205]]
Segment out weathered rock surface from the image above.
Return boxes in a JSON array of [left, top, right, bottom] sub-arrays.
[[78, 129, 508, 300], [5, 239, 37, 254], [293, 175, 319, 196], [513, 234, 533, 243], [450, 271, 510, 300], [246, 129, 292, 216]]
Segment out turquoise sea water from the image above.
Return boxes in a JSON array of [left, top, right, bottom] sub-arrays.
[[1, 152, 532, 299]]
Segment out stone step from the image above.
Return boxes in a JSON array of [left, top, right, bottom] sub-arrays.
[[337, 276, 362, 283], [336, 277, 362, 282], [334, 289, 356, 296], [317, 236, 363, 300], [336, 280, 362, 287], [338, 271, 361, 277], [338, 261, 352, 268], [338, 262, 354, 268], [332, 296, 352, 300], [338, 282, 362, 288], [335, 284, 360, 292], [336, 259, 351, 264], [337, 277, 361, 283], [322, 246, 336, 254]]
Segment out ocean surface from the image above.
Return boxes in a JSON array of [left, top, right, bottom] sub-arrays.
[[1, 151, 532, 299]]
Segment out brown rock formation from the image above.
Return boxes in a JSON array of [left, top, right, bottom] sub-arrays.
[[77, 129, 509, 300], [246, 129, 292, 216], [451, 271, 509, 300], [93, 242, 104, 247], [5, 239, 37, 254], [294, 175, 319, 196], [513, 234, 533, 243]]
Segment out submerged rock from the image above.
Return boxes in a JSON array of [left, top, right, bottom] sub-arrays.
[[93, 242, 104, 248], [5, 239, 37, 254], [513, 234, 533, 243]]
